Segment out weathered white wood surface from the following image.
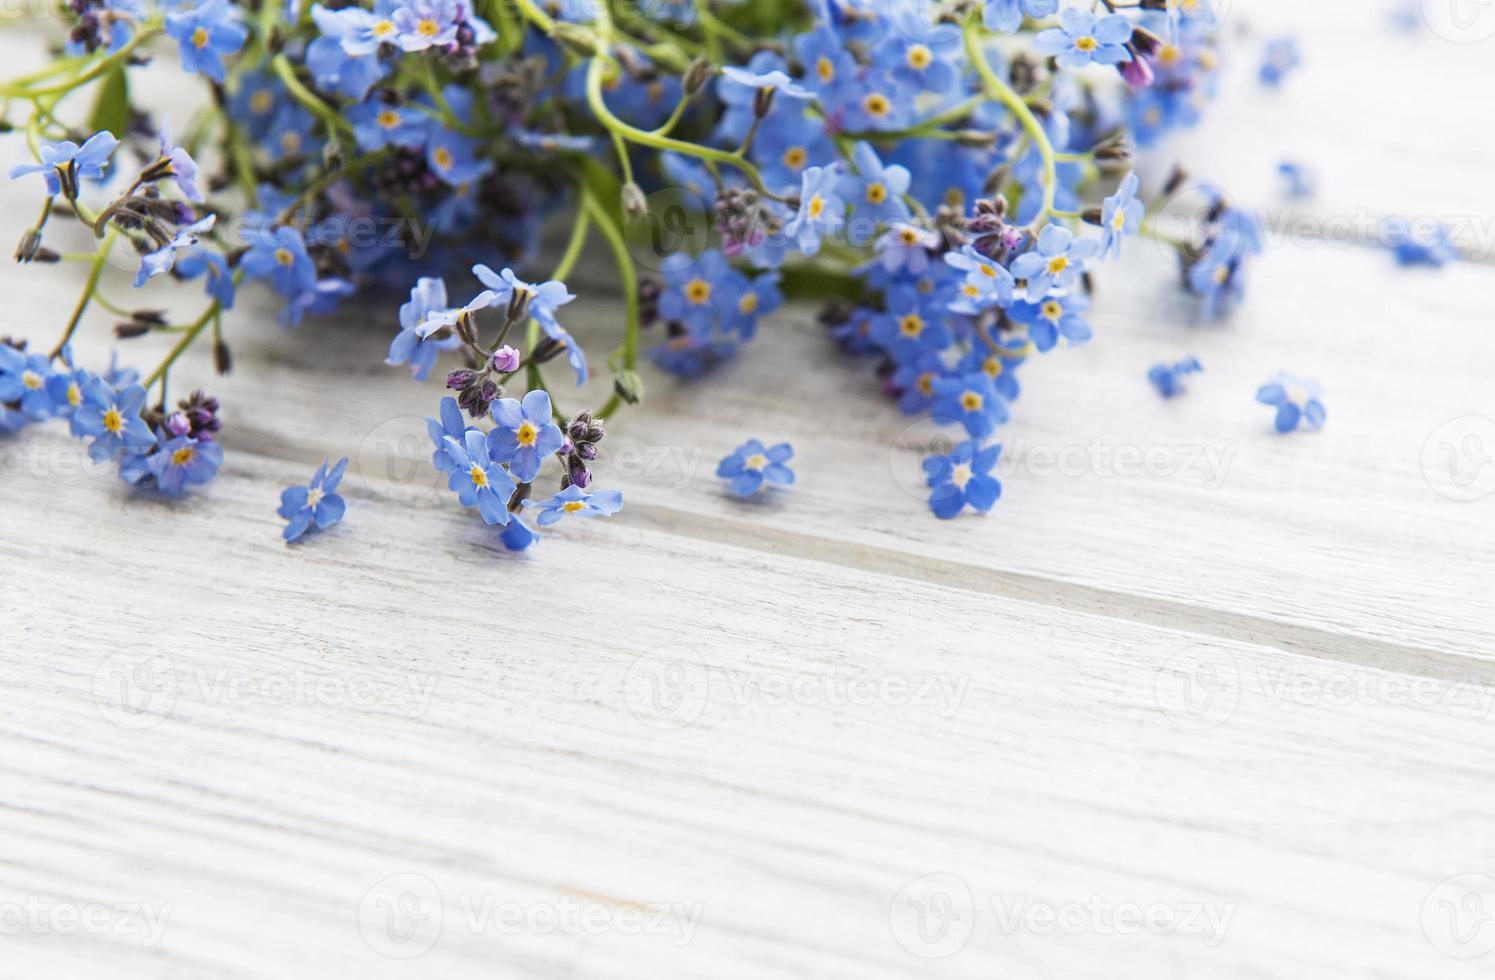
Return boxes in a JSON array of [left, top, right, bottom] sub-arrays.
[[4, 4, 1495, 979]]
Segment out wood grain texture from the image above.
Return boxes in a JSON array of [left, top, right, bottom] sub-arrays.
[[4, 5, 1495, 979]]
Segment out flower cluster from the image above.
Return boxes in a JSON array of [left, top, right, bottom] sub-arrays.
[[3, 0, 1252, 543]]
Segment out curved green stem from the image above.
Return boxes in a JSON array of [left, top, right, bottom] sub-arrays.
[[963, 18, 1056, 230], [271, 54, 353, 138], [50, 228, 118, 359], [2, 26, 162, 99], [580, 189, 637, 419]]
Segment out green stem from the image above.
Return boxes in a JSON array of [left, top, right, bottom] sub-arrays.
[[2, 26, 162, 99], [581, 189, 637, 419], [271, 54, 353, 138], [963, 18, 1056, 230], [50, 228, 118, 358]]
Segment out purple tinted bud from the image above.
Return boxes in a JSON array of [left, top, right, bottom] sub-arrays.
[[446, 368, 478, 391], [576, 442, 598, 461], [165, 411, 191, 436], [1121, 57, 1155, 89], [999, 227, 1024, 251], [568, 464, 592, 489], [490, 345, 521, 373]]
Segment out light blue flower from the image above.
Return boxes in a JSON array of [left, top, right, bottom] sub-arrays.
[[443, 429, 516, 525], [1256, 373, 1325, 433], [932, 372, 1008, 438], [716, 439, 793, 497], [1099, 171, 1143, 258], [74, 378, 155, 461], [1010, 225, 1099, 296], [134, 215, 216, 287], [426, 396, 476, 472], [279, 457, 348, 541], [9, 131, 118, 197], [521, 485, 624, 525], [387, 277, 459, 381], [165, 0, 248, 82], [148, 434, 224, 496], [839, 141, 911, 227], [718, 66, 813, 101], [1007, 292, 1091, 352], [472, 264, 587, 384], [945, 244, 1016, 313], [241, 225, 317, 298], [487, 389, 564, 484], [0, 345, 56, 420], [983, 0, 1059, 33], [1148, 357, 1203, 398], [924, 440, 1002, 519], [784, 163, 844, 256], [1034, 9, 1132, 70]]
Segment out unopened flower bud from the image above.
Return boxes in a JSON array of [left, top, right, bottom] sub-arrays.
[[752, 85, 776, 118], [684, 58, 714, 94], [613, 369, 644, 406], [115, 321, 152, 338], [622, 181, 648, 220], [446, 368, 478, 391], [530, 335, 566, 365], [213, 339, 232, 375], [490, 345, 521, 373], [14, 228, 42, 262]]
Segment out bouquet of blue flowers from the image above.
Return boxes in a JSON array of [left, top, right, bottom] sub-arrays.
[[2, 0, 1257, 546]]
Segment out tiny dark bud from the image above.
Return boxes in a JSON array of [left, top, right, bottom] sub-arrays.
[[622, 181, 648, 221], [446, 368, 478, 390], [684, 58, 714, 95], [530, 335, 566, 364], [115, 321, 152, 338], [213, 340, 232, 375], [506, 287, 532, 326], [752, 86, 776, 119], [1163, 165, 1189, 196], [613, 369, 644, 406], [1080, 207, 1104, 225], [955, 129, 997, 149], [32, 247, 60, 263], [132, 309, 168, 325], [14, 228, 42, 263]]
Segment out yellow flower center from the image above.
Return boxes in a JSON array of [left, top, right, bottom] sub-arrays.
[[816, 56, 834, 83], [562, 500, 585, 513], [1111, 208, 1127, 230], [274, 247, 294, 266], [432, 146, 453, 170], [977, 263, 998, 278], [898, 313, 923, 337], [1041, 300, 1062, 321], [469, 464, 487, 487], [960, 391, 983, 412], [170, 446, 195, 466], [783, 146, 807, 170], [515, 421, 538, 447], [191, 26, 209, 48], [916, 372, 933, 395], [377, 110, 400, 129], [807, 194, 825, 219], [417, 18, 439, 36], [1046, 255, 1069, 275], [21, 370, 42, 390], [1075, 36, 1097, 52], [306, 487, 324, 509], [1158, 44, 1181, 67], [102, 408, 123, 434], [865, 183, 887, 205], [67, 383, 82, 407], [950, 462, 973, 489], [961, 284, 980, 299], [906, 44, 931, 69], [983, 356, 1003, 377], [863, 93, 890, 117], [685, 279, 711, 304], [280, 131, 301, 154], [943, 187, 964, 208], [249, 90, 273, 114], [899, 228, 918, 245], [738, 292, 758, 315], [372, 19, 395, 37], [1212, 264, 1230, 284], [745, 453, 768, 470]]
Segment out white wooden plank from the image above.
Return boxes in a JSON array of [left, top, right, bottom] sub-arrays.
[[5, 431, 1495, 979]]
